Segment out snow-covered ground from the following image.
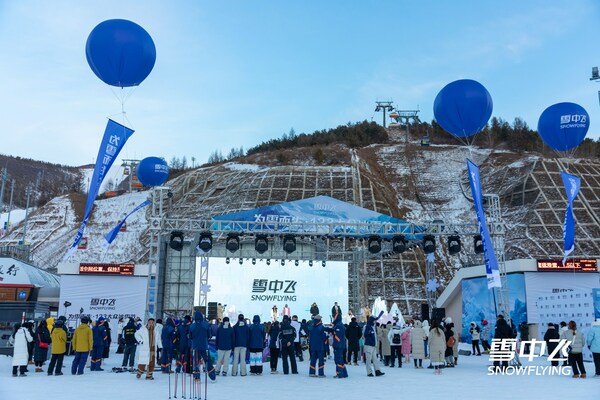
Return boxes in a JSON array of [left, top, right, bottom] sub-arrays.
[[1, 345, 597, 399]]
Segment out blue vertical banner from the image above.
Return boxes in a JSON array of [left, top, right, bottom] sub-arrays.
[[593, 289, 600, 320], [103, 199, 152, 247], [560, 171, 580, 263], [467, 159, 501, 288], [63, 119, 134, 260]]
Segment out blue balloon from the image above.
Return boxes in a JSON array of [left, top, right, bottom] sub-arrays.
[[537, 102, 589, 152], [433, 79, 493, 137], [86, 19, 156, 87], [136, 157, 169, 187]]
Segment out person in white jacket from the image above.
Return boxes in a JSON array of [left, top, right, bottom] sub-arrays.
[[135, 318, 163, 380], [11, 323, 33, 377]]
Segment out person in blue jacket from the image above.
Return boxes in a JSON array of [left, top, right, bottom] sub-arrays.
[[189, 311, 216, 381], [176, 315, 192, 373], [215, 317, 234, 376], [160, 317, 176, 373], [232, 314, 250, 376], [308, 314, 327, 377], [248, 315, 265, 375], [586, 318, 600, 376], [279, 315, 298, 374], [327, 311, 348, 378], [363, 312, 385, 377], [90, 317, 107, 371]]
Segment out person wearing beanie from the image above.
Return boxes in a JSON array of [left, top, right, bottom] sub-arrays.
[[291, 315, 304, 361], [215, 317, 234, 376], [249, 315, 265, 375], [586, 319, 600, 376], [232, 313, 250, 376], [470, 322, 482, 356], [90, 317, 107, 371], [280, 315, 298, 375], [307, 314, 326, 377], [120, 318, 138, 371], [480, 320, 491, 353], [71, 317, 93, 375], [189, 311, 216, 381]]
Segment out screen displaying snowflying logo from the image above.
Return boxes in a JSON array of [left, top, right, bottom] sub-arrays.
[[250, 279, 297, 301], [90, 298, 117, 310]]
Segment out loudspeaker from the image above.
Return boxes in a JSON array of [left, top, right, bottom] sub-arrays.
[[431, 307, 446, 323], [207, 302, 218, 321], [421, 303, 430, 321]]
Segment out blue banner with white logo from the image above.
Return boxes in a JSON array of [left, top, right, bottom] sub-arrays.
[[560, 171, 580, 263], [103, 199, 152, 247], [467, 159, 501, 288], [63, 119, 134, 260]]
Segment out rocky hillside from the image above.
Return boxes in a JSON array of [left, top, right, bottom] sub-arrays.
[[2, 135, 599, 316]]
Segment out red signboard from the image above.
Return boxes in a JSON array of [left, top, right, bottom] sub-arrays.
[[79, 263, 135, 275], [536, 259, 597, 272]]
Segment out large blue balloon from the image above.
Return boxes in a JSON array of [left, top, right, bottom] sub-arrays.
[[433, 79, 493, 137], [537, 102, 590, 152], [137, 157, 169, 187], [86, 19, 156, 87]]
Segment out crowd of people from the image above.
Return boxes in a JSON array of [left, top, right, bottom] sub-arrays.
[[8, 303, 600, 380]]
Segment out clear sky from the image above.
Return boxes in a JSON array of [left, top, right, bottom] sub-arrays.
[[1, 0, 599, 167]]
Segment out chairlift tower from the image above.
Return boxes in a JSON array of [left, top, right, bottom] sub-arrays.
[[389, 110, 421, 143], [375, 101, 394, 128], [590, 66, 600, 107]]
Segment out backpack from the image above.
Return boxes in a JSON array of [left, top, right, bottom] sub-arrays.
[[447, 336, 456, 347], [392, 332, 401, 345]]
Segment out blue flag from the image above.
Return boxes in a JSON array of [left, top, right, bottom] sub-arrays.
[[467, 159, 501, 289], [103, 199, 152, 247], [63, 119, 134, 260], [560, 171, 580, 263]]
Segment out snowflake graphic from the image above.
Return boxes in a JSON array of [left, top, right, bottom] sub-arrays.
[[426, 278, 440, 292], [200, 284, 211, 294]]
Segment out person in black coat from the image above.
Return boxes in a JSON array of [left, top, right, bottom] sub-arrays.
[[331, 302, 342, 322], [268, 321, 281, 373], [279, 316, 298, 375], [310, 303, 319, 317], [34, 320, 52, 372], [493, 315, 514, 371], [102, 320, 112, 359], [543, 323, 560, 366], [346, 317, 362, 365]]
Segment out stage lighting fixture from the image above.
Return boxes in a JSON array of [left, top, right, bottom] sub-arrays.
[[266, 259, 271, 265], [322, 260, 326, 268], [367, 235, 382, 254], [282, 234, 297, 254], [448, 235, 461, 255], [281, 259, 285, 266], [252, 258, 256, 265], [198, 232, 213, 253], [239, 258, 243, 265], [392, 235, 407, 254], [255, 234, 268, 254], [474, 235, 484, 254], [226, 233, 240, 253], [294, 260, 299, 266], [309, 260, 313, 267], [169, 231, 184, 251], [423, 235, 436, 254], [225, 257, 230, 264]]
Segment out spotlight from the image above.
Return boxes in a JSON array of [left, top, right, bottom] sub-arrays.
[[169, 231, 184, 251], [392, 235, 407, 254], [367, 235, 382, 254], [322, 260, 326, 268], [474, 235, 484, 254], [282, 234, 297, 254], [266, 259, 271, 265], [226, 233, 240, 253], [423, 235, 436, 254], [225, 257, 230, 264], [448, 235, 461, 255], [255, 234, 268, 254], [197, 231, 213, 253], [309, 260, 313, 267], [295, 260, 299, 266], [252, 258, 256, 265], [239, 258, 243, 265]]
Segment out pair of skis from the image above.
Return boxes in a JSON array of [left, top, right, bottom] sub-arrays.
[[170, 350, 207, 400]]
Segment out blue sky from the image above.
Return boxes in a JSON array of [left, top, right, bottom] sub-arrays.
[[0, 0, 599, 167]]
